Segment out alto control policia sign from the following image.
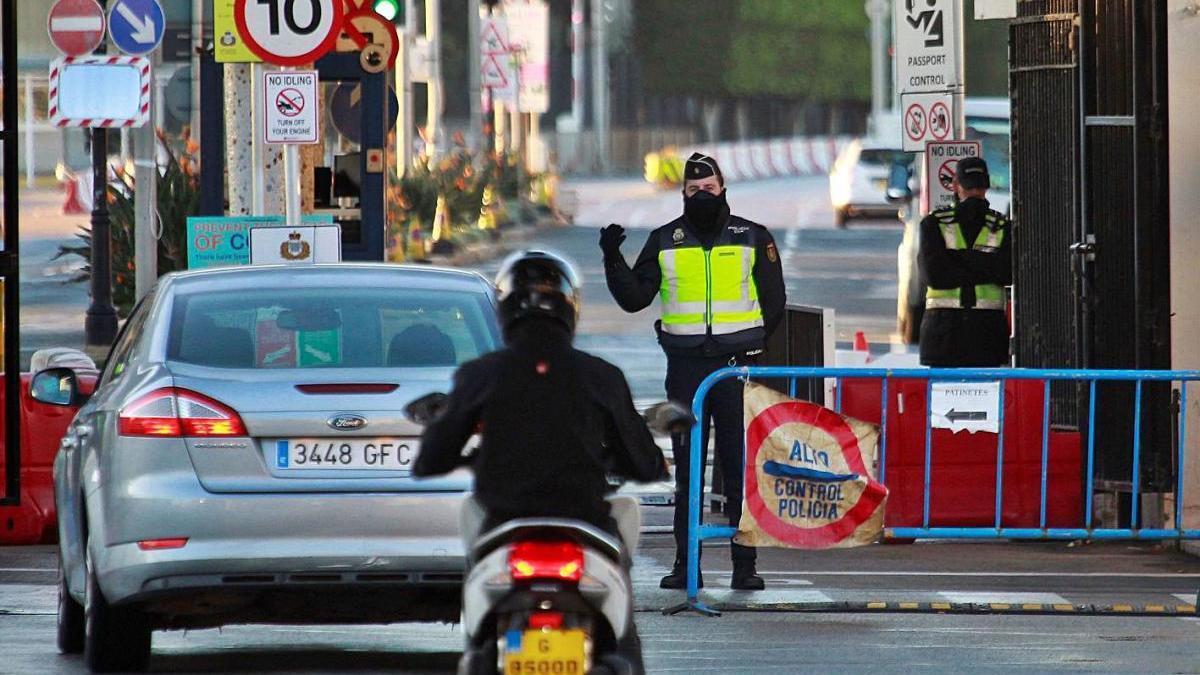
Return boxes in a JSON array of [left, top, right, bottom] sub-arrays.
[[736, 384, 888, 549]]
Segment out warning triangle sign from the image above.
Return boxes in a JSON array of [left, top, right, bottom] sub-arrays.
[[481, 55, 508, 88], [481, 23, 508, 55]]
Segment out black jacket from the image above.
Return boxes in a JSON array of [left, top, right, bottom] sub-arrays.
[[604, 213, 786, 358], [412, 322, 667, 534], [918, 197, 1012, 367]]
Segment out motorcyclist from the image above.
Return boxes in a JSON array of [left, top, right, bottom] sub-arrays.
[[413, 248, 668, 545], [413, 250, 666, 674]]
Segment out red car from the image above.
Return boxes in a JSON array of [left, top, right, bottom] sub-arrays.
[[0, 349, 98, 544]]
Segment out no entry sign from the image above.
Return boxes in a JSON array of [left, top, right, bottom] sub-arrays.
[[48, 0, 106, 57], [234, 0, 343, 66], [262, 70, 318, 143]]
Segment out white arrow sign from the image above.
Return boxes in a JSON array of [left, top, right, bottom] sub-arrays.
[[116, 4, 155, 43]]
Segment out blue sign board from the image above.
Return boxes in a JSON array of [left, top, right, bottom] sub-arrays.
[[108, 0, 165, 56], [187, 215, 335, 270]]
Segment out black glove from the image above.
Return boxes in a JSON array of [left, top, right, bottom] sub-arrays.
[[599, 224, 626, 260]]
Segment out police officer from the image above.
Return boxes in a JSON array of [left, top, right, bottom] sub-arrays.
[[918, 156, 1012, 367], [600, 153, 786, 590]]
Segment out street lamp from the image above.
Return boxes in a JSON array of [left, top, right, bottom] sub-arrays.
[[85, 0, 118, 348]]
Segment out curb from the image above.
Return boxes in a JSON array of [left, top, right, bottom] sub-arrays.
[[647, 600, 1200, 617]]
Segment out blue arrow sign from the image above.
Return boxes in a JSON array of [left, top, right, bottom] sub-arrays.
[[108, 0, 164, 56]]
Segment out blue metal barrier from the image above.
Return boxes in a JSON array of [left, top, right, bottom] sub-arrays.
[[675, 367, 1200, 616]]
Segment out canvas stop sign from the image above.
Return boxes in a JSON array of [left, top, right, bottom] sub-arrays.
[[736, 383, 888, 549]]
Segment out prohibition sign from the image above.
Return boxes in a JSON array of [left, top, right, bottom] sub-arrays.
[[275, 88, 304, 117], [929, 101, 952, 140], [904, 103, 927, 143], [938, 160, 957, 191], [234, 0, 343, 66], [744, 400, 887, 547]]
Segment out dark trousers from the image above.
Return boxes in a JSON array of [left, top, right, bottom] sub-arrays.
[[666, 354, 756, 565]]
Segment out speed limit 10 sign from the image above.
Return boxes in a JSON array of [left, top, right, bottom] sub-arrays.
[[234, 0, 343, 66]]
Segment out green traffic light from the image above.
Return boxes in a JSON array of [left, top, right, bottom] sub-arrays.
[[373, 0, 400, 22]]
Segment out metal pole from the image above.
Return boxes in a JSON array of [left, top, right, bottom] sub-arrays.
[[868, 0, 888, 121], [23, 75, 33, 188], [467, 0, 482, 150], [191, 0, 204, 147], [570, 0, 584, 131], [134, 60, 158, 300], [3, 0, 22, 506], [86, 0, 118, 347], [426, 0, 443, 161], [590, 0, 609, 173]]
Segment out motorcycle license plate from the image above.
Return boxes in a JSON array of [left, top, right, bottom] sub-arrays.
[[503, 629, 587, 674]]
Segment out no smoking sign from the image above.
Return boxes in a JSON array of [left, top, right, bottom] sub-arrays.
[[263, 70, 318, 144]]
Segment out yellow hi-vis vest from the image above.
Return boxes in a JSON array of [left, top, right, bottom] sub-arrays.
[[925, 210, 1007, 311], [657, 223, 763, 336]]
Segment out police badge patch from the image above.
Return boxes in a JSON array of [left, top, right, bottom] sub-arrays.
[[672, 227, 685, 244], [767, 242, 778, 263]]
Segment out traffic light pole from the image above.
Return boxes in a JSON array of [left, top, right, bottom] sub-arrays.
[[85, 0, 119, 348]]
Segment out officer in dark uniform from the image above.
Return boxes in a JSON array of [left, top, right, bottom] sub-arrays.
[[599, 153, 786, 590], [918, 156, 1012, 367]]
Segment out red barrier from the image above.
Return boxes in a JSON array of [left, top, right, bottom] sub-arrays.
[[0, 373, 96, 545], [839, 378, 1084, 530]]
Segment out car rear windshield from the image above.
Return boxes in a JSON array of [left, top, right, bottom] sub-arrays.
[[167, 286, 500, 369], [859, 149, 914, 167]]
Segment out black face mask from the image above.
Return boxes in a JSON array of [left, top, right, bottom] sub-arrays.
[[684, 189, 728, 231]]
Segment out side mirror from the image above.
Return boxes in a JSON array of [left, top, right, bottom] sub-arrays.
[[404, 392, 449, 425], [643, 401, 696, 435], [31, 368, 81, 407], [885, 161, 914, 204]]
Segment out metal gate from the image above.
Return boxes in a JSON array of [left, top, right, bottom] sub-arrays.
[[1010, 0, 1173, 506], [1, 0, 21, 507]]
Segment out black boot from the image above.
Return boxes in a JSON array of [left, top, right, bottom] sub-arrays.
[[730, 561, 764, 590], [659, 561, 703, 589]]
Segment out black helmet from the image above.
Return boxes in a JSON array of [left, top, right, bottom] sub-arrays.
[[494, 250, 582, 337]]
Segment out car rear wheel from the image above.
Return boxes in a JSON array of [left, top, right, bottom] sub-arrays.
[[84, 540, 151, 672], [56, 554, 84, 654]]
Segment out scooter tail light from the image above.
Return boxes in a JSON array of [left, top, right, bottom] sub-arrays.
[[119, 388, 247, 438], [508, 541, 585, 582], [527, 611, 564, 630]]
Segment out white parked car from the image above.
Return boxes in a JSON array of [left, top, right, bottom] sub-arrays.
[[828, 140, 915, 228]]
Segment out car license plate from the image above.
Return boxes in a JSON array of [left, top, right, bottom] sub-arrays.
[[503, 629, 587, 674], [270, 439, 417, 471]]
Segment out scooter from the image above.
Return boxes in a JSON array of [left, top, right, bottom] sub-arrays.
[[404, 396, 690, 675]]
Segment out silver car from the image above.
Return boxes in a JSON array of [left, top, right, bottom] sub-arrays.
[[38, 264, 500, 672]]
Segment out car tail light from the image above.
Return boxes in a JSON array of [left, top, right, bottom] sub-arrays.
[[137, 538, 188, 551], [118, 388, 247, 438], [509, 541, 585, 582]]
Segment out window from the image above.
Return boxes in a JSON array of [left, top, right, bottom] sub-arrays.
[[859, 149, 914, 167], [100, 295, 155, 386], [166, 286, 499, 369]]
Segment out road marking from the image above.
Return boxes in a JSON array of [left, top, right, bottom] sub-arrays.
[[0, 568, 53, 573], [1174, 593, 1198, 604], [764, 570, 1200, 579], [940, 591, 1070, 605]]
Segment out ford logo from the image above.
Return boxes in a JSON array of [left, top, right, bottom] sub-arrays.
[[327, 414, 367, 431]]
